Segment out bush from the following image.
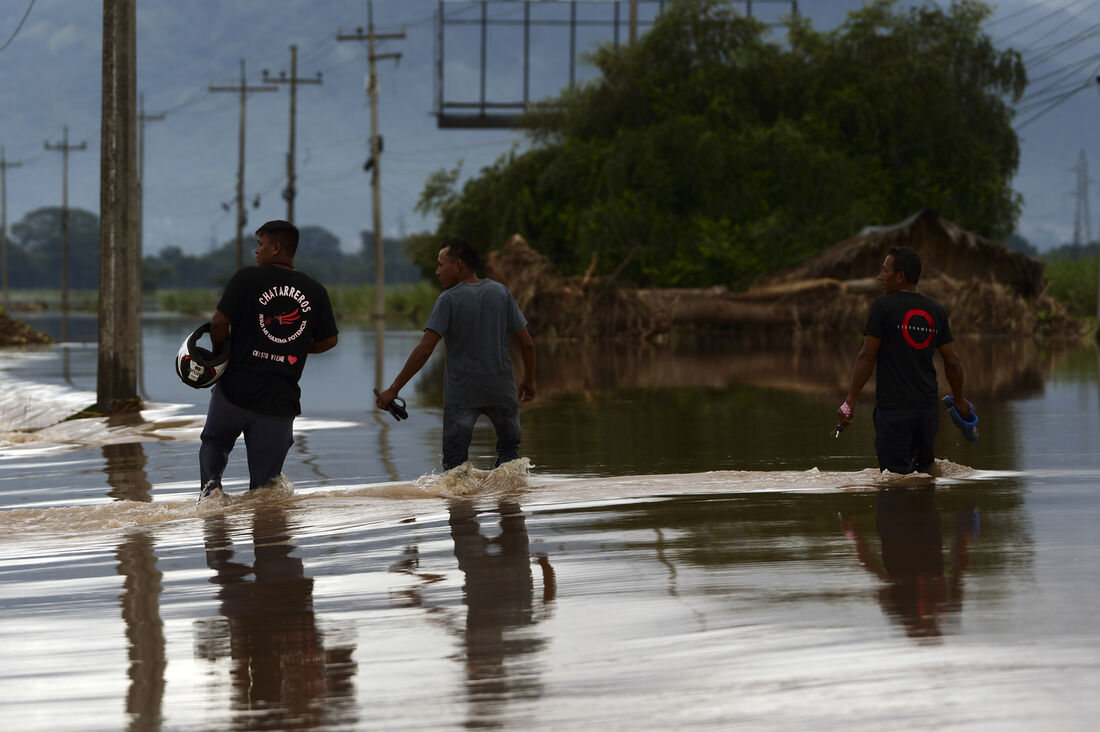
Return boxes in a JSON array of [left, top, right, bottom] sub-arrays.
[[1043, 256, 1097, 319]]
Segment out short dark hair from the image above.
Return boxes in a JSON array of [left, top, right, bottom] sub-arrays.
[[441, 237, 480, 271], [888, 246, 921, 284], [256, 220, 299, 256]]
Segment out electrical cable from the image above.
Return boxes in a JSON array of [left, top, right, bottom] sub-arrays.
[[0, 0, 35, 53]]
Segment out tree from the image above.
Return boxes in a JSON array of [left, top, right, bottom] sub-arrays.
[[414, 0, 1026, 288], [10, 207, 101, 289]]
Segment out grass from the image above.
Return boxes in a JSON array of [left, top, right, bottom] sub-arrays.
[[156, 281, 439, 323]]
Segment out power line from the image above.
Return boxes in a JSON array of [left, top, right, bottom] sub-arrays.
[[1014, 81, 1092, 129], [0, 0, 36, 53]]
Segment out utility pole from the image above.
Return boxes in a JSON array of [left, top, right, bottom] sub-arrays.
[[209, 60, 276, 270], [263, 46, 323, 224], [337, 2, 404, 324], [99, 0, 139, 413], [136, 93, 165, 400], [0, 147, 23, 312], [138, 92, 165, 277], [44, 125, 87, 343], [629, 0, 639, 44]]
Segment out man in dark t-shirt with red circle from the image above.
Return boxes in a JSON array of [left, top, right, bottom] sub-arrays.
[[836, 246, 972, 474], [199, 220, 339, 500]]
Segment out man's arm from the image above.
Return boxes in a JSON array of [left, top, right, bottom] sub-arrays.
[[511, 327, 536, 402], [309, 334, 338, 354], [375, 329, 442, 409], [838, 335, 881, 426], [210, 309, 231, 351], [938, 342, 971, 417]]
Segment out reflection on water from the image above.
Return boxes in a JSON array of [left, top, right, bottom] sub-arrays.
[[115, 530, 166, 731], [104, 413, 154, 502], [448, 500, 554, 728], [532, 335, 1063, 403], [196, 508, 358, 730], [842, 483, 978, 640]]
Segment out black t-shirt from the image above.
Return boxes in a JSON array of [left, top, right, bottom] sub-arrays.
[[864, 291, 952, 409], [216, 265, 338, 416]]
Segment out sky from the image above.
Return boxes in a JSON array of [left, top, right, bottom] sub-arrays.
[[0, 0, 1099, 259]]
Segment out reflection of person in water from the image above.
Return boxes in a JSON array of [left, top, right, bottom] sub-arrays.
[[197, 508, 357, 729], [842, 485, 978, 639], [448, 499, 555, 724]]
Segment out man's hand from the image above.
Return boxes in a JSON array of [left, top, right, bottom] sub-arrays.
[[376, 387, 399, 410], [519, 379, 536, 402], [836, 401, 854, 427], [953, 397, 973, 419]]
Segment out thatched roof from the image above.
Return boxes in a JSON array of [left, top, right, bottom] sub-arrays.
[[768, 209, 1046, 298]]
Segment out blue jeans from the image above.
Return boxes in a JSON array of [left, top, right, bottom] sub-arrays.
[[200, 384, 295, 490], [442, 404, 522, 470]]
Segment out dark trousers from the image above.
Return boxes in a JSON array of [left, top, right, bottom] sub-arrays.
[[200, 384, 295, 490], [442, 404, 522, 471], [874, 406, 939, 474]]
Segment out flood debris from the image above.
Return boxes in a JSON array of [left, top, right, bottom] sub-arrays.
[[488, 211, 1084, 342], [0, 311, 52, 346]]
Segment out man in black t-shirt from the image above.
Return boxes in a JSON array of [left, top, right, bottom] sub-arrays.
[[199, 220, 339, 500], [835, 246, 972, 474]]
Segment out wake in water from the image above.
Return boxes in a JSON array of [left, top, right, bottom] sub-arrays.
[[0, 456, 999, 539]]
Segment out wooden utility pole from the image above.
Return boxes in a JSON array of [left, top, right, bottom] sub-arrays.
[[337, 2, 404, 323], [98, 0, 139, 413], [263, 46, 323, 224], [44, 125, 87, 343], [629, 0, 639, 44], [0, 147, 23, 312], [209, 60, 276, 270]]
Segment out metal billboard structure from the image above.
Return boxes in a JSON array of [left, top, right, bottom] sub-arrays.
[[434, 0, 800, 129]]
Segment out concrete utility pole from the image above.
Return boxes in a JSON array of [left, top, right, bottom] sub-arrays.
[[0, 147, 23, 312], [629, 0, 639, 44], [263, 46, 323, 224], [98, 0, 139, 413], [337, 2, 405, 323], [209, 60, 276, 270], [44, 125, 87, 343], [137, 93, 164, 276], [136, 93, 165, 400]]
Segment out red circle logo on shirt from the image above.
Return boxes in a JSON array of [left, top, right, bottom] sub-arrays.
[[901, 309, 935, 350]]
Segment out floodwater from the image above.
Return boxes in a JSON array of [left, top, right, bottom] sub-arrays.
[[1, 314, 1098, 731]]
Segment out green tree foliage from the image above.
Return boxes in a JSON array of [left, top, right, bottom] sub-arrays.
[[9, 207, 100, 289], [415, 0, 1026, 288], [2, 208, 424, 292]]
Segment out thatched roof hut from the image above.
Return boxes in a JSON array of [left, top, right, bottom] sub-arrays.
[[768, 209, 1046, 298]]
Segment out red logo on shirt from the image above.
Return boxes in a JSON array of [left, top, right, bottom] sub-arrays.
[[264, 308, 301, 326], [901, 309, 935, 350]]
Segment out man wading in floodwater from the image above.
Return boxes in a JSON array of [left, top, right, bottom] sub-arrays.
[[375, 237, 536, 470], [199, 221, 339, 500], [836, 246, 972, 474]]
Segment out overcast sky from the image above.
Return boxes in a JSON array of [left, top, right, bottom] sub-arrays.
[[0, 0, 1098, 258]]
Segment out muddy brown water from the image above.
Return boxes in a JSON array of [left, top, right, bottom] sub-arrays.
[[1, 314, 1097, 730]]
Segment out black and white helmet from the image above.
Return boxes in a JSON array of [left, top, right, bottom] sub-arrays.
[[175, 322, 230, 389]]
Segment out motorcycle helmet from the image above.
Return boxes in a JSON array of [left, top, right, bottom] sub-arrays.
[[175, 322, 230, 388]]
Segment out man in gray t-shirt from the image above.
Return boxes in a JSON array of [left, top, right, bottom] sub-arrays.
[[376, 237, 536, 470]]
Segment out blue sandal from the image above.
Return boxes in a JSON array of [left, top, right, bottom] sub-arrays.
[[942, 395, 978, 442]]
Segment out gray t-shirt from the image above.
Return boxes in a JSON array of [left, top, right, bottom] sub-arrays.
[[424, 279, 528, 408]]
